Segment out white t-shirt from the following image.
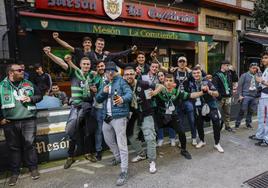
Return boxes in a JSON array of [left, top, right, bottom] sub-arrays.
[[106, 85, 112, 115], [261, 68, 268, 98]]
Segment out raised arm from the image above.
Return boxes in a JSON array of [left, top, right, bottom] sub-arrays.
[[52, 32, 75, 53], [105, 45, 137, 61], [150, 84, 165, 97], [43, 46, 68, 70], [64, 55, 79, 71]]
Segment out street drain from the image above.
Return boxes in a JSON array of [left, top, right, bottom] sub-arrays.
[[243, 171, 268, 188]]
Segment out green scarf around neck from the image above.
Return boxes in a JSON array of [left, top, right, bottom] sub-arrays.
[[0, 77, 35, 109], [217, 72, 230, 94]]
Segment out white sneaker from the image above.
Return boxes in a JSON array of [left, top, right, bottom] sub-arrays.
[[149, 161, 157, 174], [192, 139, 197, 146], [157, 140, 164, 147], [170, 139, 176, 147], [214, 144, 224, 153], [131, 154, 146, 163], [196, 141, 206, 149]]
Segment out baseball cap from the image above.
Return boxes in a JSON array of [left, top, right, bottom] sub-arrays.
[[221, 60, 230, 65], [178, 56, 187, 62], [105, 61, 118, 72]]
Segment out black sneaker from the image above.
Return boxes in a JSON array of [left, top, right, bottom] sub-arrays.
[[111, 158, 121, 166], [64, 157, 75, 169], [96, 151, 102, 161], [116, 171, 128, 186], [30, 169, 40, 180], [246, 124, 253, 129], [180, 150, 192, 160], [85, 153, 97, 163], [225, 127, 235, 132], [235, 124, 240, 130], [8, 175, 18, 186], [249, 135, 262, 141], [255, 140, 268, 147]]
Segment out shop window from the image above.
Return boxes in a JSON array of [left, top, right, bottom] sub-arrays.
[[208, 41, 227, 74], [206, 16, 233, 31]]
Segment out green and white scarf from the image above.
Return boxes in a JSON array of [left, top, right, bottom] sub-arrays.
[[0, 78, 35, 109], [217, 72, 230, 95]]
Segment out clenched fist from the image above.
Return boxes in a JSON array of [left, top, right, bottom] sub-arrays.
[[131, 45, 137, 52], [43, 46, 51, 54], [52, 32, 59, 39]]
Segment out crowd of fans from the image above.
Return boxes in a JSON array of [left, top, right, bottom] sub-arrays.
[[0, 32, 268, 187]]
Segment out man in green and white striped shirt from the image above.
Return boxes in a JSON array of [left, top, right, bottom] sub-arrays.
[[43, 47, 98, 168]]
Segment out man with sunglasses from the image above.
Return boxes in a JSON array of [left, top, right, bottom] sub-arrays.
[[235, 63, 260, 129], [123, 66, 163, 174], [213, 60, 238, 132], [0, 64, 43, 186], [43, 47, 98, 168], [173, 56, 197, 146], [96, 61, 132, 186]]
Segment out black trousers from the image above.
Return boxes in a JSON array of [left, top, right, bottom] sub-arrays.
[[195, 108, 221, 145], [66, 105, 97, 157], [3, 119, 38, 175], [157, 115, 187, 150]]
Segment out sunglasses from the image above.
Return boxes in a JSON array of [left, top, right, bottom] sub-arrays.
[[12, 69, 24, 72], [250, 63, 258, 67], [124, 73, 135, 76]]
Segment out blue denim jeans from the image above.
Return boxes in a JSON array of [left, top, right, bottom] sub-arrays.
[[235, 96, 257, 126], [157, 128, 176, 140], [178, 100, 196, 139], [92, 107, 104, 152], [256, 98, 268, 142]]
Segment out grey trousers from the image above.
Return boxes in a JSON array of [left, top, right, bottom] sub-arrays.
[[103, 117, 128, 172], [128, 115, 157, 162], [218, 97, 231, 127]]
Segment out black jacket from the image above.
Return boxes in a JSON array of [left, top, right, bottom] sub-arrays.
[[212, 70, 238, 99]]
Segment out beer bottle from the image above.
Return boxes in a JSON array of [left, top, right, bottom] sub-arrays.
[[113, 89, 118, 106]]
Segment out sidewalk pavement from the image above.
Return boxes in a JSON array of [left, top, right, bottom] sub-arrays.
[[1, 118, 267, 188]]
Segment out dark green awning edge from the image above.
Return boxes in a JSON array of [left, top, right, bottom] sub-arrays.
[[20, 16, 213, 43]]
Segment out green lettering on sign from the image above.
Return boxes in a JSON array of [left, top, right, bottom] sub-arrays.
[[20, 17, 212, 42], [92, 25, 121, 35]]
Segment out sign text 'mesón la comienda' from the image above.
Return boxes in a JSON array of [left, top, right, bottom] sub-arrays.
[[36, 0, 198, 27]]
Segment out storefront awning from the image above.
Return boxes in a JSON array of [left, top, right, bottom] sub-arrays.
[[19, 11, 213, 43], [244, 35, 268, 46]]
